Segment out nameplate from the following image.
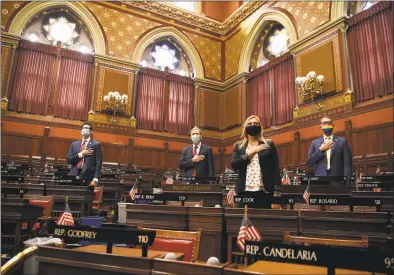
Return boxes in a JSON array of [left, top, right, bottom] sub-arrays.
[[234, 194, 295, 205], [308, 196, 382, 207], [361, 176, 394, 182], [51, 225, 156, 246], [244, 241, 393, 273], [134, 194, 187, 201], [1, 188, 28, 196], [177, 176, 220, 182], [300, 176, 349, 184], [163, 184, 222, 193], [2, 175, 24, 183], [1, 169, 24, 175]]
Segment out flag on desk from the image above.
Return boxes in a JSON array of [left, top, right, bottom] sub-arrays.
[[129, 179, 138, 200], [281, 173, 290, 185], [227, 189, 236, 204], [56, 196, 75, 226], [303, 181, 311, 205], [236, 214, 262, 252]]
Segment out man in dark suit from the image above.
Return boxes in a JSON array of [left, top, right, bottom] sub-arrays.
[[67, 122, 102, 186], [179, 126, 215, 178], [307, 116, 352, 184]]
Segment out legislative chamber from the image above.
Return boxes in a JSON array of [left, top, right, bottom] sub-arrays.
[[1, 1, 393, 275]]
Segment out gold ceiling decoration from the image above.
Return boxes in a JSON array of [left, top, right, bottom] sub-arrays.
[[120, 1, 264, 35]]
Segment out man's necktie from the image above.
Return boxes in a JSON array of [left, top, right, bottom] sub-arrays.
[[192, 145, 198, 176], [326, 137, 331, 170], [77, 140, 87, 169]]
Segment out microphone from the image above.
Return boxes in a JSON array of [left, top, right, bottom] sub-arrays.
[[207, 257, 220, 265], [164, 252, 177, 260]]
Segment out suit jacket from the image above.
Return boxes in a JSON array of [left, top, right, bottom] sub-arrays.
[[67, 139, 103, 183], [179, 144, 215, 177], [306, 135, 352, 182], [231, 139, 281, 194]]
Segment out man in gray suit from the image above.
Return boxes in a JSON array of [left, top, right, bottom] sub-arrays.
[[179, 126, 215, 178], [67, 122, 102, 186], [307, 116, 352, 184]]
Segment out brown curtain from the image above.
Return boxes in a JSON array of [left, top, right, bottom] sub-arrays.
[[166, 74, 194, 135], [271, 53, 295, 125], [247, 64, 271, 128], [53, 49, 93, 121], [10, 40, 57, 114], [136, 68, 166, 131], [348, 2, 393, 102]]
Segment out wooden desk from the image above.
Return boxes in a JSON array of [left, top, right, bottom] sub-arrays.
[[246, 261, 373, 275], [74, 245, 184, 260]]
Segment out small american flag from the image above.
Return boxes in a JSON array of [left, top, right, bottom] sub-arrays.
[[281, 173, 290, 185], [56, 198, 75, 226], [227, 189, 236, 204], [303, 180, 311, 205], [129, 178, 139, 200], [236, 215, 262, 252]]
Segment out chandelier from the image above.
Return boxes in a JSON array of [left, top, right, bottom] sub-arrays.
[[295, 71, 325, 101], [103, 91, 128, 124]]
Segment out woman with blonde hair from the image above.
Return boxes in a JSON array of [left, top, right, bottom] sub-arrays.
[[231, 115, 280, 207]]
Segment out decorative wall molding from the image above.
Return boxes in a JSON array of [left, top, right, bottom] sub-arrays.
[[122, 1, 264, 35]]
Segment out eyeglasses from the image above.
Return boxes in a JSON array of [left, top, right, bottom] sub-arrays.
[[321, 121, 333, 125], [247, 122, 260, 126], [82, 126, 91, 130]]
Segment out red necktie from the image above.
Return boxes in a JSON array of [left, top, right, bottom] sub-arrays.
[[77, 140, 87, 169], [192, 145, 197, 176]]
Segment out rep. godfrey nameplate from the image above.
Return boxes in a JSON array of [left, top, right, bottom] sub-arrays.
[[51, 225, 156, 245], [244, 241, 393, 273]]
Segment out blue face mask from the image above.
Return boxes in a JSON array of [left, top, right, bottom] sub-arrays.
[[81, 129, 90, 138], [191, 135, 201, 144]]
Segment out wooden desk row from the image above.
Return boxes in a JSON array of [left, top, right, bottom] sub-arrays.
[[35, 246, 381, 275], [120, 204, 392, 263]]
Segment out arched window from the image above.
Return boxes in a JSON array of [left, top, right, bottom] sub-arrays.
[[139, 39, 193, 77], [250, 22, 290, 70], [10, 8, 94, 120], [348, 1, 378, 16], [22, 9, 94, 53]]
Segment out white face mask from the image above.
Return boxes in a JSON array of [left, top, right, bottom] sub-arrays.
[[191, 135, 201, 144], [81, 129, 90, 138]]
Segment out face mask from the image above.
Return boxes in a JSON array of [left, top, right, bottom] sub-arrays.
[[322, 125, 333, 136], [81, 129, 90, 138], [246, 125, 261, 136], [191, 135, 201, 144]]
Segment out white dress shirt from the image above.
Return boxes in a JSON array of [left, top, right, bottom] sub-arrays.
[[193, 142, 201, 155]]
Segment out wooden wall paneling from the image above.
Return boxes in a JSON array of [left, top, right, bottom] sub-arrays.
[[167, 151, 182, 170], [352, 123, 393, 156], [45, 138, 73, 160], [101, 144, 128, 164], [132, 147, 164, 168], [1, 133, 42, 157]]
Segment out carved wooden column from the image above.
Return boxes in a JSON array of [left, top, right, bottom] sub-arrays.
[[218, 148, 225, 173], [40, 127, 51, 159], [164, 142, 169, 169], [5, 43, 18, 100], [294, 131, 300, 166], [89, 61, 99, 111], [128, 138, 134, 165], [194, 83, 200, 127], [345, 120, 353, 151], [241, 76, 248, 122]]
